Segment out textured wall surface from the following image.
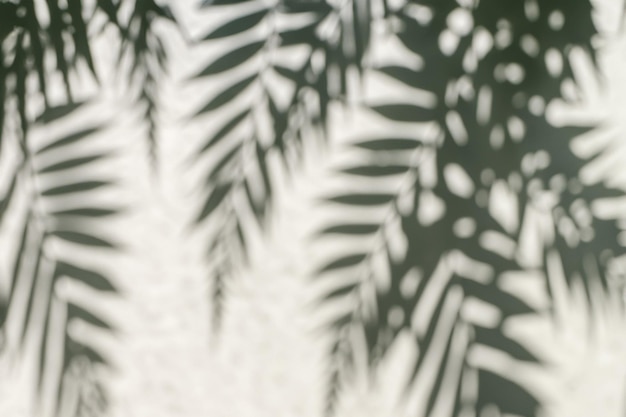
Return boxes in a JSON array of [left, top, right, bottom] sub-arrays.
[[2, 1, 626, 416]]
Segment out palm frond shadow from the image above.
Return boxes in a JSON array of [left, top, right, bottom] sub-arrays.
[[311, 1, 626, 416], [1, 0, 624, 416], [0, 1, 178, 415], [190, 0, 372, 332], [0, 0, 175, 167], [0, 102, 120, 416], [117, 0, 178, 170]]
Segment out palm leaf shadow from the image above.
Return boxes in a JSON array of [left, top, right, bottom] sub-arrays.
[[191, 0, 372, 332], [313, 1, 625, 416], [0, 101, 121, 416]]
